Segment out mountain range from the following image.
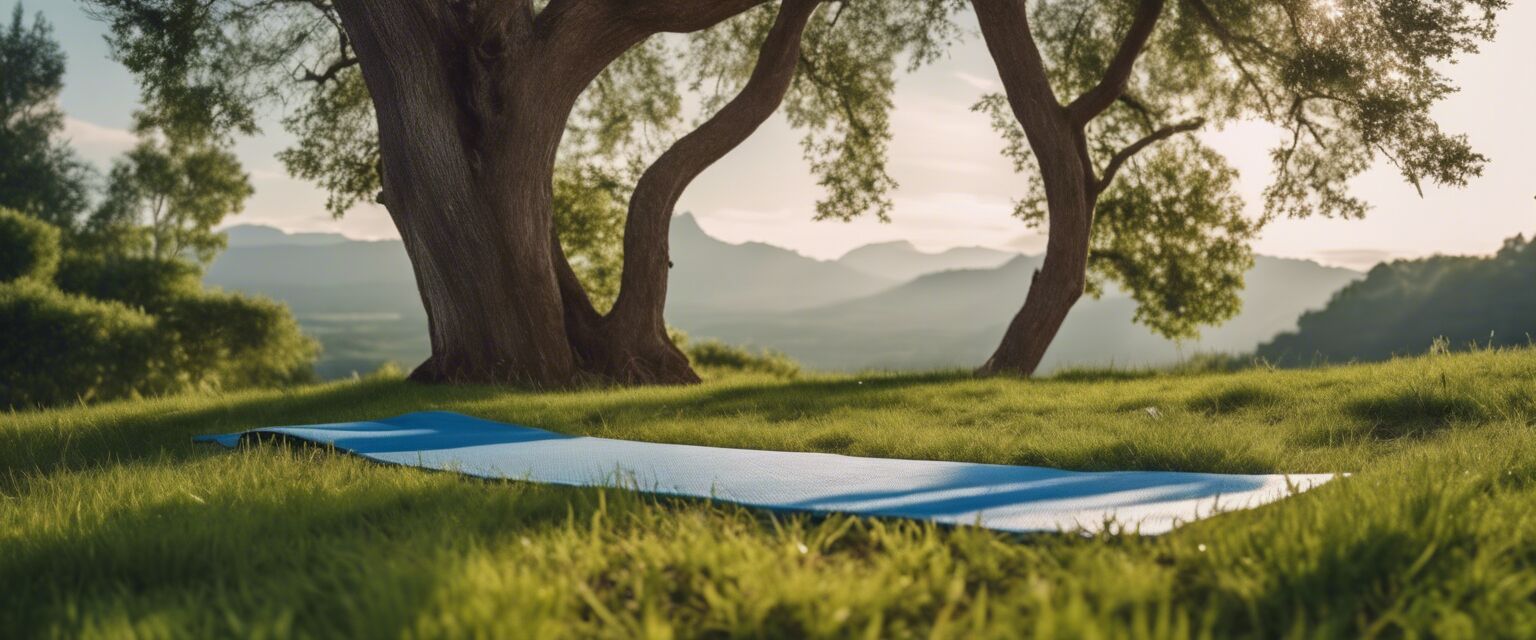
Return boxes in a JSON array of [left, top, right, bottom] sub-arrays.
[[210, 215, 1362, 377]]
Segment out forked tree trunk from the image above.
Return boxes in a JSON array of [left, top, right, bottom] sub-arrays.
[[334, 0, 800, 387], [588, 0, 822, 384], [972, 0, 1164, 377], [972, 0, 1097, 377]]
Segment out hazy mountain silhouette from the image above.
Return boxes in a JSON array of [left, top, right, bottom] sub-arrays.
[[207, 217, 1362, 376], [667, 214, 895, 312], [836, 240, 1017, 282], [225, 224, 352, 247], [680, 255, 1362, 372]]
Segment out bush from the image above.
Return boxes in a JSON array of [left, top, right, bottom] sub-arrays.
[[55, 253, 203, 312], [0, 208, 62, 284], [0, 282, 318, 409], [0, 281, 161, 408], [157, 291, 318, 390], [686, 340, 801, 379]]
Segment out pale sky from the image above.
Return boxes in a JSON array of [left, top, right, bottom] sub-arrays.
[[32, 1, 1536, 270]]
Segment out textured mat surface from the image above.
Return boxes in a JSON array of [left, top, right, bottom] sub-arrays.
[[197, 411, 1337, 534]]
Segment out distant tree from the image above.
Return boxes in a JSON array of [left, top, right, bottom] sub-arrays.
[[970, 0, 1504, 376], [0, 5, 91, 228], [1259, 234, 1536, 365], [88, 125, 254, 265], [84, 0, 960, 386]]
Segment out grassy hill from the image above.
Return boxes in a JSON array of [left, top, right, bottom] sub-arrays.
[[4, 349, 1535, 637]]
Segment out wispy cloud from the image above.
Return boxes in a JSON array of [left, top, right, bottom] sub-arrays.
[[62, 117, 136, 166], [63, 117, 136, 148], [954, 71, 999, 92]]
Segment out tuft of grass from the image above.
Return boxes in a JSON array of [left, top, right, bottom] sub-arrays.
[[4, 348, 1536, 637]]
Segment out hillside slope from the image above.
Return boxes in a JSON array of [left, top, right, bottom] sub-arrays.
[[1260, 234, 1536, 365], [4, 349, 1536, 637]]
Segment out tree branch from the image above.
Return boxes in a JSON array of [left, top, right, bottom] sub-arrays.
[[1066, 0, 1164, 126], [607, 0, 822, 327], [1095, 117, 1204, 193]]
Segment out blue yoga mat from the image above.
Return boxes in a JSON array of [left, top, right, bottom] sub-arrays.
[[196, 411, 1337, 534]]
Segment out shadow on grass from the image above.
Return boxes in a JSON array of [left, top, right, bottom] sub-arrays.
[[0, 449, 618, 636], [0, 378, 506, 493], [1, 373, 965, 493], [1186, 385, 1283, 415], [1290, 388, 1486, 447]]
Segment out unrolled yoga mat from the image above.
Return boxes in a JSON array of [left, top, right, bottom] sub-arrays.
[[196, 411, 1337, 534]]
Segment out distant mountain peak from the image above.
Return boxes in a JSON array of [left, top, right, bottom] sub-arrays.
[[837, 239, 1018, 282], [224, 224, 353, 247]]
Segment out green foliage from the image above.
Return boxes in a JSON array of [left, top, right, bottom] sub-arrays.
[[1089, 140, 1255, 339], [88, 125, 253, 265], [976, 0, 1504, 342], [0, 280, 160, 408], [5, 349, 1536, 635], [0, 270, 316, 409], [0, 206, 61, 283], [54, 251, 202, 311], [0, 5, 91, 228], [551, 164, 628, 311], [1259, 233, 1536, 366], [686, 339, 802, 379], [0, 4, 313, 409], [154, 290, 319, 391]]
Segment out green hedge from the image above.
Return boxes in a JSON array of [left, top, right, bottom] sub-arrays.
[[0, 208, 62, 284], [0, 281, 161, 408]]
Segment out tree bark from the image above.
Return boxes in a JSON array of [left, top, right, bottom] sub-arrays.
[[333, 0, 791, 387], [971, 0, 1096, 377], [335, 0, 596, 386], [971, 0, 1165, 377], [585, 0, 822, 385]]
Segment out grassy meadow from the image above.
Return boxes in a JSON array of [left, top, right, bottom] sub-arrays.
[[4, 349, 1536, 638]]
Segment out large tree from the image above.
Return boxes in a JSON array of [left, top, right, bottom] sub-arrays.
[[87, 0, 956, 387], [969, 0, 1504, 376], [0, 5, 91, 229]]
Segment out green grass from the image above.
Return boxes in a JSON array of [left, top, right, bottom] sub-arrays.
[[4, 350, 1536, 638]]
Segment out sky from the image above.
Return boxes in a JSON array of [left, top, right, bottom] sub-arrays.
[[28, 1, 1536, 270]]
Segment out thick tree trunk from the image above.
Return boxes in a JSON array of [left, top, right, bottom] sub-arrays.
[[337, 0, 583, 387], [333, 0, 785, 388], [972, 0, 1098, 377]]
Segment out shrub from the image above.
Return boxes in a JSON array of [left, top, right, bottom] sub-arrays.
[[686, 340, 801, 379], [0, 208, 62, 284], [157, 291, 318, 390], [0, 281, 162, 408], [54, 253, 203, 312]]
